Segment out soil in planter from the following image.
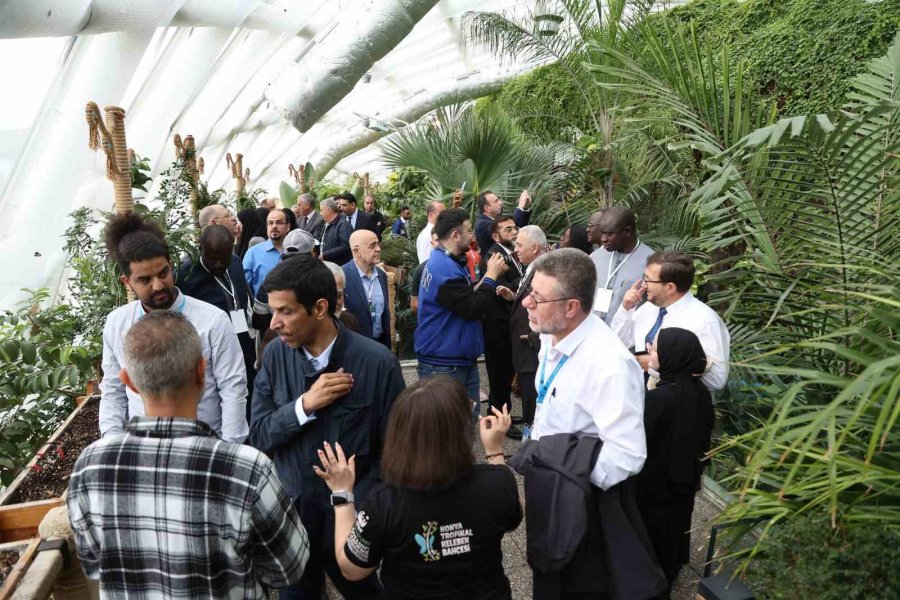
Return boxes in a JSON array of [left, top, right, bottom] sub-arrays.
[[5, 399, 100, 505], [0, 548, 22, 585]]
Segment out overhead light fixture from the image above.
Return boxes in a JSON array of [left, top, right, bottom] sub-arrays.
[[362, 72, 372, 83], [534, 0, 563, 37]]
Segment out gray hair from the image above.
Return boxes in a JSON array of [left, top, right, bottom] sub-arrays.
[[322, 261, 345, 282], [298, 193, 314, 207], [198, 204, 226, 229], [531, 248, 596, 315], [425, 200, 444, 217], [320, 197, 339, 213], [123, 311, 203, 397], [518, 225, 547, 250]]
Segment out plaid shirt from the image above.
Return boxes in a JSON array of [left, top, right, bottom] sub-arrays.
[[67, 417, 309, 599]]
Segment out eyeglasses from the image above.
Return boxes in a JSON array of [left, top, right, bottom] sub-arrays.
[[267, 221, 287, 226], [642, 276, 665, 284], [499, 226, 518, 233], [524, 285, 576, 305]]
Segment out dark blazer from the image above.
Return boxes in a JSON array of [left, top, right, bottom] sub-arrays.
[[480, 243, 522, 324], [369, 210, 386, 239], [510, 269, 540, 373], [346, 210, 379, 235], [320, 218, 352, 264], [299, 210, 325, 240], [475, 208, 531, 254], [342, 261, 391, 348], [176, 254, 252, 314]]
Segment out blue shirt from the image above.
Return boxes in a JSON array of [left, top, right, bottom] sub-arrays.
[[242, 239, 282, 295], [356, 263, 386, 338]]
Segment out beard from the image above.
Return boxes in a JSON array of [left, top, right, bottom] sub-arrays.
[[142, 288, 175, 310], [528, 310, 568, 335]]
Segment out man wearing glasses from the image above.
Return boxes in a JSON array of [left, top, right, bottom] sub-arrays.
[[243, 208, 289, 295], [342, 229, 391, 348], [587, 206, 655, 324], [611, 251, 730, 391]]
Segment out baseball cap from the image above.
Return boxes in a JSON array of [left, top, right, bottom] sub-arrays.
[[283, 229, 318, 255]]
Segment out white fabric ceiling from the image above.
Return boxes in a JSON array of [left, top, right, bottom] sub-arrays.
[[0, 0, 541, 310]]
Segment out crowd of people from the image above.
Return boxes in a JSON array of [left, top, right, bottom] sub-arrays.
[[66, 188, 731, 600]]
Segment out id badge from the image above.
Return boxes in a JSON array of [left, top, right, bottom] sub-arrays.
[[593, 287, 614, 314], [230, 309, 249, 334], [368, 301, 377, 318]]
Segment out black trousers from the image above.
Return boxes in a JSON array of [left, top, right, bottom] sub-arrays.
[[517, 370, 537, 425], [483, 322, 516, 413], [280, 498, 382, 600]]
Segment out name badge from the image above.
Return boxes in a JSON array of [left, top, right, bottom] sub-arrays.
[[592, 287, 614, 314], [230, 309, 249, 334]]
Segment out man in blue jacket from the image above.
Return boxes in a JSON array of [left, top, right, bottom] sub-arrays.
[[342, 229, 391, 348], [248, 255, 404, 600], [415, 208, 509, 419]]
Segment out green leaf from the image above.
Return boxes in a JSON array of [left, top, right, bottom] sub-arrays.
[[20, 340, 36, 365]]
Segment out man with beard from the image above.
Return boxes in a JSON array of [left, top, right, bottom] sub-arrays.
[[99, 213, 248, 442], [588, 206, 654, 324], [243, 207, 289, 295], [480, 214, 524, 439], [475, 190, 532, 254], [249, 255, 404, 600], [363, 194, 386, 239], [177, 224, 256, 411]]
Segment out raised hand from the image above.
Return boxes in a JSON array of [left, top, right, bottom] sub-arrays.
[[313, 441, 356, 493], [621, 278, 647, 311], [479, 404, 511, 455], [301, 367, 353, 413]]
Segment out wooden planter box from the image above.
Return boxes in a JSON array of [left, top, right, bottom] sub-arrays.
[[0, 538, 39, 600], [0, 394, 100, 544]]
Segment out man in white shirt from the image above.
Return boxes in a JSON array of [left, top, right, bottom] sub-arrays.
[[416, 200, 444, 263], [588, 206, 655, 324], [525, 248, 646, 489], [610, 250, 730, 391], [100, 213, 248, 443]]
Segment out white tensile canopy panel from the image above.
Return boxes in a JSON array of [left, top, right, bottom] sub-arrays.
[[0, 0, 541, 310]]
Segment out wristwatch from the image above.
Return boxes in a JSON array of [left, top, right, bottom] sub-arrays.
[[330, 491, 355, 506]]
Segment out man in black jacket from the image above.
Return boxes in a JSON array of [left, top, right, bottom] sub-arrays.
[[475, 189, 532, 254], [249, 255, 405, 600], [480, 215, 525, 439], [319, 197, 352, 264], [337, 191, 378, 235], [363, 194, 386, 239]]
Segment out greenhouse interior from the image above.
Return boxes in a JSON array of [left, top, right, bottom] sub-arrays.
[[0, 0, 898, 598]]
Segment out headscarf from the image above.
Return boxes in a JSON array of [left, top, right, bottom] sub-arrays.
[[566, 224, 592, 255], [236, 208, 266, 258], [653, 327, 713, 487], [282, 207, 298, 232]]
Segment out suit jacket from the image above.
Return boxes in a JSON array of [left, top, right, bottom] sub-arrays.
[[510, 268, 540, 373], [320, 218, 352, 264], [475, 208, 531, 254], [342, 261, 391, 348], [299, 210, 325, 240], [480, 243, 522, 325], [369, 210, 386, 239], [345, 210, 378, 235]]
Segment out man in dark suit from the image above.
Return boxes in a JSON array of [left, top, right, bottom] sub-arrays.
[[475, 189, 532, 254], [363, 195, 386, 239], [497, 225, 548, 439], [296, 193, 325, 239], [176, 225, 256, 409], [480, 214, 525, 439], [336, 191, 378, 235], [341, 229, 391, 349], [318, 198, 351, 264]]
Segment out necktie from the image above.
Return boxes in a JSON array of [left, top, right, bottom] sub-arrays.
[[301, 216, 308, 229], [644, 307, 667, 347]]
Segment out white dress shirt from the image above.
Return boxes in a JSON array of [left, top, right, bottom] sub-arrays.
[[532, 313, 646, 490], [416, 222, 434, 263], [99, 289, 249, 442], [610, 292, 730, 390]]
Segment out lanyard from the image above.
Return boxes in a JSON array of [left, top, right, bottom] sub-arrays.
[[537, 352, 570, 405], [604, 241, 641, 288], [361, 271, 378, 305], [201, 257, 237, 308]]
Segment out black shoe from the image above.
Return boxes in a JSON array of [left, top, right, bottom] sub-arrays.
[[511, 416, 524, 425], [505, 425, 523, 440]]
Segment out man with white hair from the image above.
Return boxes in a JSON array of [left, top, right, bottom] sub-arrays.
[[318, 198, 351, 264], [296, 194, 325, 239], [198, 204, 240, 238]]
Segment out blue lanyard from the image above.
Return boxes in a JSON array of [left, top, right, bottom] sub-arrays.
[[537, 352, 570, 405]]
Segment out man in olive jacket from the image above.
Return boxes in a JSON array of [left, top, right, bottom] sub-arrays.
[[248, 255, 405, 600]]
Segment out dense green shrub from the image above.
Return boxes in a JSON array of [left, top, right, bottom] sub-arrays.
[[747, 514, 900, 600]]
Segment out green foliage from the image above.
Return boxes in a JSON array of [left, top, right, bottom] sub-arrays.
[[379, 235, 417, 269], [129, 153, 152, 192], [746, 513, 900, 600], [651, 0, 900, 117], [0, 290, 93, 486]]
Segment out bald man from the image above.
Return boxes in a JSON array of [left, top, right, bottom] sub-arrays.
[[589, 206, 655, 324], [341, 229, 391, 348], [198, 204, 239, 238]]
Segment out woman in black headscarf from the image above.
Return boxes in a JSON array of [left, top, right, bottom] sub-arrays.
[[560, 224, 592, 254], [281, 207, 298, 232], [637, 327, 714, 587], [236, 208, 267, 258]]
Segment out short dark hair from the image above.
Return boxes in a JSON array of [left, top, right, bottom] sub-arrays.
[[104, 212, 170, 276], [400, 205, 410, 212], [200, 224, 234, 249], [531, 248, 596, 315], [263, 254, 336, 315], [476, 190, 494, 214], [434, 208, 469, 239], [335, 191, 358, 206], [381, 376, 474, 490], [647, 251, 694, 293], [491, 214, 516, 235], [599, 206, 637, 233]]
